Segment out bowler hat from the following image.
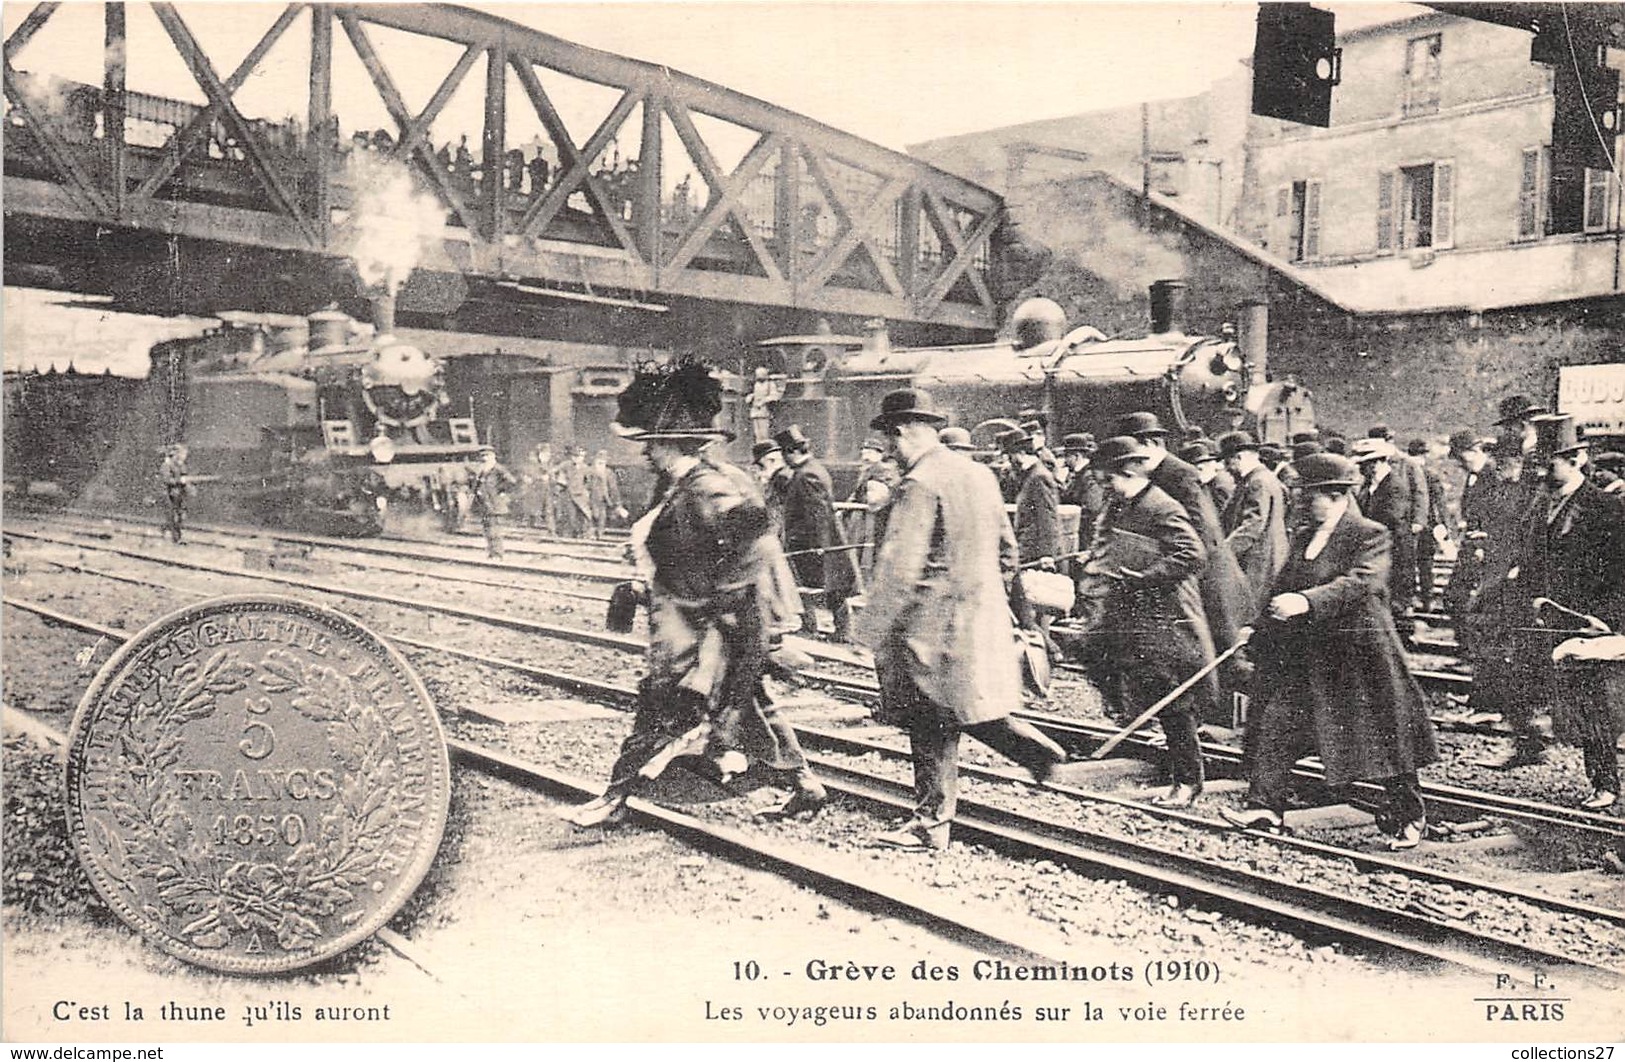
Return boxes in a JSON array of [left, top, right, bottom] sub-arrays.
[[1295, 453, 1363, 490], [1291, 430, 1321, 445], [997, 428, 1036, 455], [1368, 425, 1395, 441], [1324, 435, 1350, 456], [1017, 408, 1048, 430], [1112, 411, 1169, 438], [1096, 435, 1151, 468], [1258, 443, 1287, 464], [1350, 438, 1393, 463], [1291, 441, 1325, 460], [1216, 431, 1259, 458], [1529, 413, 1587, 458], [1406, 438, 1429, 457], [1494, 395, 1545, 426], [773, 425, 811, 453], [1448, 429, 1487, 455], [1179, 440, 1217, 465], [938, 426, 975, 451], [751, 441, 781, 463], [1060, 432, 1097, 455], [870, 388, 948, 430]]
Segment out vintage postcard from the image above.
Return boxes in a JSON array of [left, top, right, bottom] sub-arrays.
[[3, 0, 1623, 1048]]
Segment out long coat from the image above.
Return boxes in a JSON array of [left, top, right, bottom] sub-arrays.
[[1248, 502, 1439, 788], [783, 457, 860, 600], [1012, 460, 1063, 565], [857, 444, 1022, 726], [1443, 460, 1502, 618], [1078, 483, 1217, 715], [1222, 465, 1289, 616], [1513, 479, 1625, 632], [1149, 452, 1252, 644]]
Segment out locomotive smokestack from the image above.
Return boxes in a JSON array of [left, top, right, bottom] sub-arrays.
[[862, 318, 891, 356], [1238, 299, 1269, 387], [1149, 279, 1186, 335], [371, 292, 397, 338]]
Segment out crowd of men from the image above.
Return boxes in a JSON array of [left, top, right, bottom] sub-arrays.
[[562, 366, 1625, 849]]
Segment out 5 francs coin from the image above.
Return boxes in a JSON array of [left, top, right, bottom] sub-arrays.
[[65, 595, 450, 974]]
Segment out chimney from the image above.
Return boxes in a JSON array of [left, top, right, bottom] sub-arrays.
[[371, 292, 397, 338], [1149, 279, 1186, 335]]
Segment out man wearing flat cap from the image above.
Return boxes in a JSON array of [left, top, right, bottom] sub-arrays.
[[1217, 431, 1287, 615], [1003, 426, 1064, 659], [1508, 414, 1625, 809], [1113, 411, 1253, 645], [858, 390, 1066, 850], [1059, 433, 1105, 559], [775, 425, 860, 643]]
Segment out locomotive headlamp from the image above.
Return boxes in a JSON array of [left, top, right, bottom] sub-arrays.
[[369, 434, 397, 464], [1209, 348, 1245, 376]]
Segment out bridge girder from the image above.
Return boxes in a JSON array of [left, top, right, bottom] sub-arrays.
[[3, 2, 1003, 330]]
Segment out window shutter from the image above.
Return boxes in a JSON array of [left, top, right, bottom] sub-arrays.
[[1377, 170, 1397, 252], [1584, 168, 1611, 232], [1432, 159, 1455, 249], [1304, 180, 1323, 259], [1517, 148, 1541, 239]]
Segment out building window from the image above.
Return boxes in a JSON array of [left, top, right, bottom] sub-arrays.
[[1377, 161, 1454, 252], [1403, 34, 1443, 117], [1583, 167, 1613, 232], [1281, 180, 1322, 262], [1517, 147, 1543, 240], [1548, 159, 1617, 235]]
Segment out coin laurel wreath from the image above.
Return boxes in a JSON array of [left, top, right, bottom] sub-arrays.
[[96, 646, 405, 954]]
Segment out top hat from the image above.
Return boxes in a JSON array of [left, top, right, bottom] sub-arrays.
[[870, 389, 948, 430], [1350, 438, 1393, 463], [1295, 453, 1364, 490], [1367, 424, 1395, 441], [613, 359, 733, 441], [1529, 413, 1587, 458], [1448, 429, 1489, 455], [1494, 395, 1545, 426], [938, 426, 975, 451], [1096, 435, 1152, 468], [1179, 440, 1217, 465], [1216, 430, 1260, 459], [998, 428, 1036, 455], [1113, 411, 1169, 438], [1060, 432, 1097, 455], [1291, 440, 1325, 461], [752, 441, 782, 463], [1016, 408, 1048, 430], [773, 425, 812, 453]]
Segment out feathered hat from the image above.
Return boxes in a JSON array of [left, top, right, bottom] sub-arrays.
[[611, 357, 733, 441]]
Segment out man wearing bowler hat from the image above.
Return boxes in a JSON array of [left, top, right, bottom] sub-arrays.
[[1114, 411, 1253, 640], [858, 390, 1066, 850], [1508, 414, 1625, 809], [775, 425, 860, 643], [1217, 431, 1288, 615], [1059, 432, 1105, 550], [1180, 438, 1235, 515]]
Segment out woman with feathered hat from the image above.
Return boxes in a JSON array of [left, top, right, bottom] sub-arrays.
[[563, 359, 826, 827]]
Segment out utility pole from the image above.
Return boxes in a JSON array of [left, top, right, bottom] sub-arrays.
[[1140, 102, 1152, 230]]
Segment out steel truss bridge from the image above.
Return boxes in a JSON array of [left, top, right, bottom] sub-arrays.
[[4, 3, 1004, 331]]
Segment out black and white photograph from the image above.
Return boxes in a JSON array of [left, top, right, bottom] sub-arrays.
[[2, 0, 1623, 1047]]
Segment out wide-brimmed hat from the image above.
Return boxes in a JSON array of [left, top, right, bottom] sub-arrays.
[[751, 441, 781, 463], [1096, 435, 1152, 468], [870, 388, 948, 430], [1296, 453, 1363, 490], [938, 426, 975, 451], [773, 425, 811, 453], [998, 428, 1036, 455], [1529, 413, 1587, 458], [613, 359, 733, 441], [1059, 432, 1097, 455], [1494, 395, 1545, 426], [1113, 411, 1169, 438], [1216, 431, 1259, 459], [1350, 438, 1394, 464]]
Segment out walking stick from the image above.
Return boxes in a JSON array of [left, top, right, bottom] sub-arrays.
[[1533, 597, 1613, 634], [1090, 633, 1251, 760]]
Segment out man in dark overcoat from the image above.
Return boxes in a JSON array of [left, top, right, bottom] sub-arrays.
[[1442, 430, 1497, 619], [1508, 414, 1625, 809], [1003, 427, 1065, 656], [776, 425, 860, 642], [1352, 438, 1421, 622], [1076, 436, 1217, 808], [857, 390, 1066, 851], [1217, 431, 1287, 618], [1113, 412, 1251, 655], [1181, 439, 1235, 515], [1222, 453, 1440, 849], [467, 446, 517, 559], [159, 443, 191, 544], [1407, 438, 1448, 609]]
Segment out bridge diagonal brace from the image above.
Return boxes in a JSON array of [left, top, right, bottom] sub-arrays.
[[917, 190, 998, 315], [663, 108, 782, 280], [134, 3, 304, 202], [511, 76, 641, 256], [387, 41, 481, 169], [337, 10, 482, 237], [151, 3, 318, 247], [3, 58, 110, 217], [4, 1, 59, 62], [799, 154, 908, 295]]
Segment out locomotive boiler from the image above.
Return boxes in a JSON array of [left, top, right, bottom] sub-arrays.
[[746, 281, 1314, 484]]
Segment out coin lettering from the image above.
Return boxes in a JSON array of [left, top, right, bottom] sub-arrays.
[[66, 595, 450, 974]]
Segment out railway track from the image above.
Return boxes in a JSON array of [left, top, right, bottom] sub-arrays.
[[6, 586, 1622, 983]]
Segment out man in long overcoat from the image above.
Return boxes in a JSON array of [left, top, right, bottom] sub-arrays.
[[1003, 427, 1064, 657], [1222, 453, 1439, 849], [562, 446, 592, 537], [1114, 412, 1251, 655], [1442, 430, 1497, 619], [586, 450, 626, 538], [776, 426, 860, 642], [1076, 436, 1217, 807], [857, 390, 1066, 851], [1217, 431, 1288, 618], [1352, 438, 1421, 622]]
